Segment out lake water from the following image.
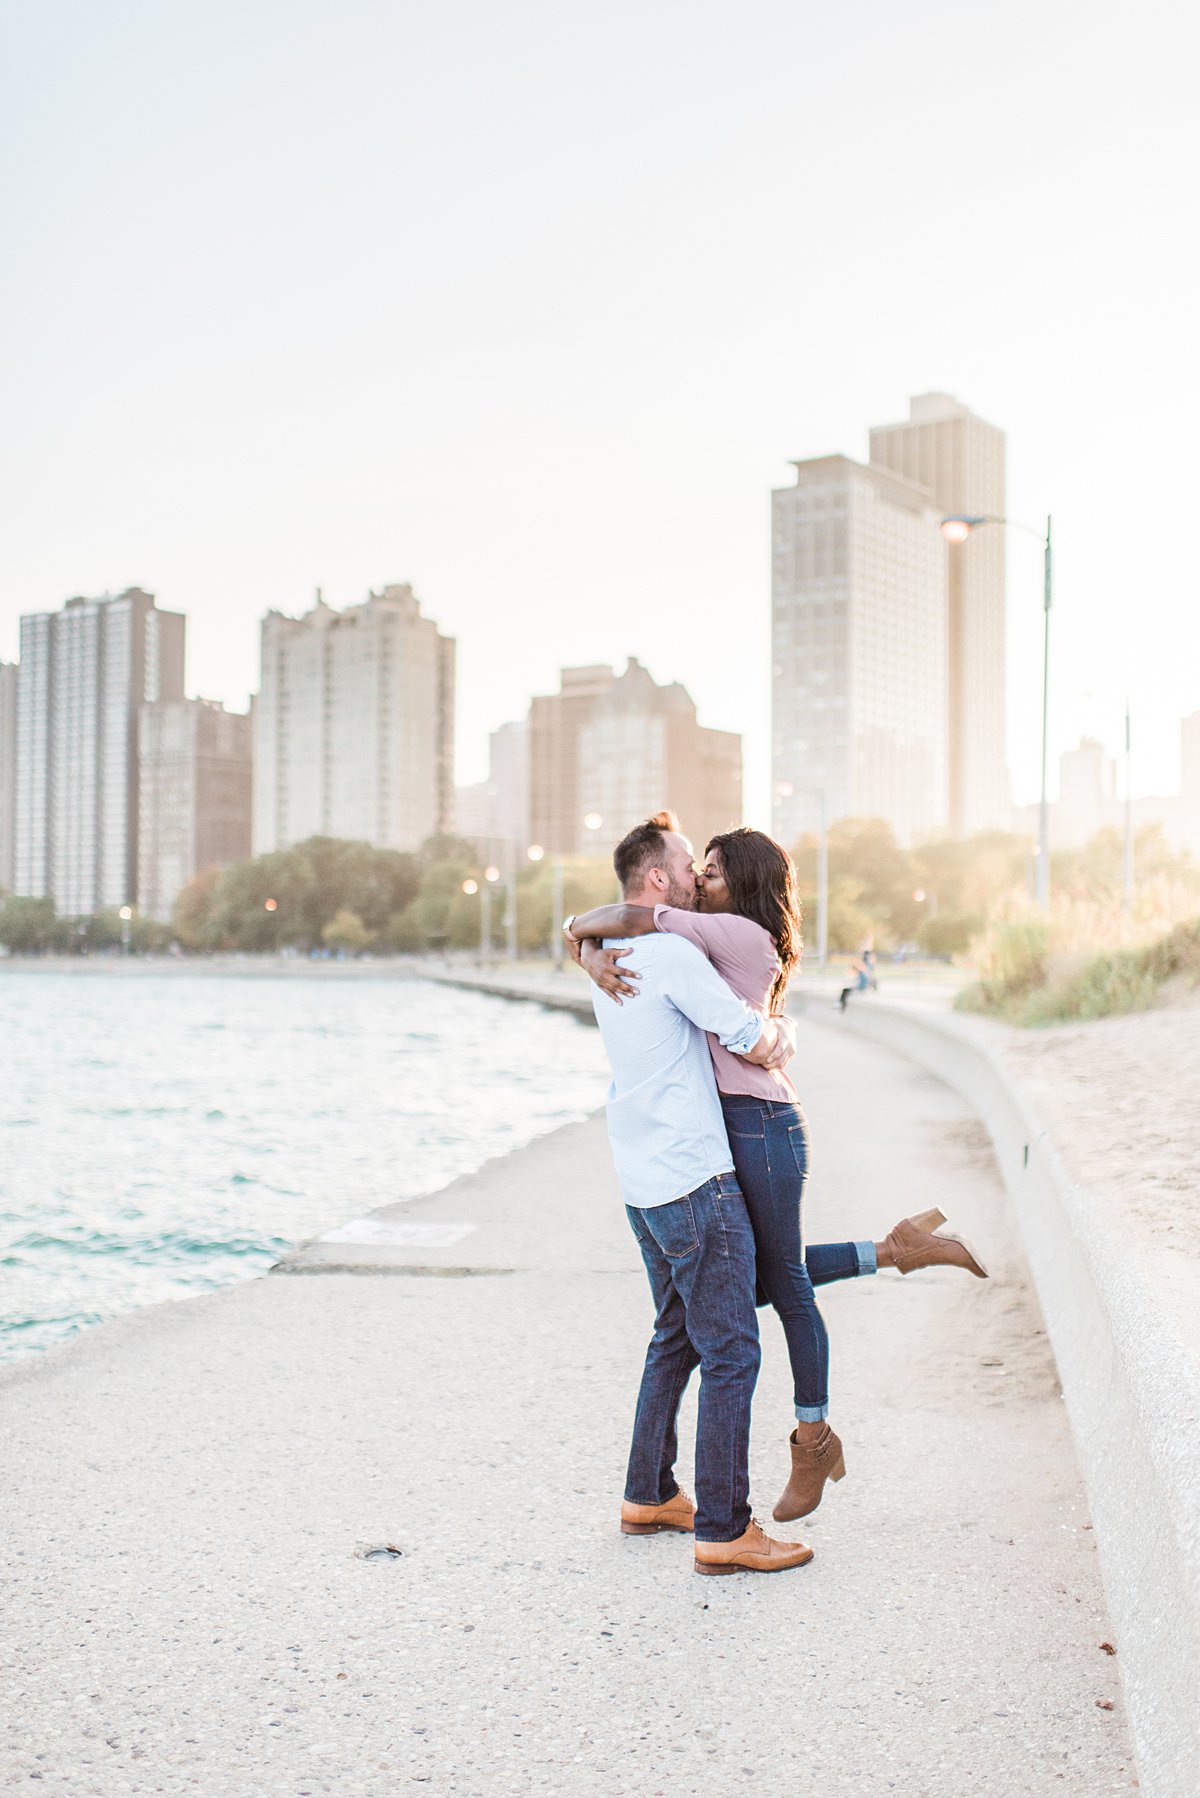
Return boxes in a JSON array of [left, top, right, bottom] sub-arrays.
[[0, 970, 607, 1362]]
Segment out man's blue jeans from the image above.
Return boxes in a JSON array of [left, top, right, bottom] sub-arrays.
[[624, 1172, 761, 1544]]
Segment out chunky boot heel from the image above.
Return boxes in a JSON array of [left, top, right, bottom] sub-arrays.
[[910, 1206, 947, 1233]]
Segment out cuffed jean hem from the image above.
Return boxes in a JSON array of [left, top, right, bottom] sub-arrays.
[[795, 1402, 830, 1423], [854, 1239, 877, 1274]]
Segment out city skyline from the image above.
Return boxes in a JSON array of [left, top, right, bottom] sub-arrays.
[[2, 2, 1197, 822], [4, 572, 1198, 927]]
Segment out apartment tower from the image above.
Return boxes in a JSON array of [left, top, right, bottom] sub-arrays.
[[15, 589, 186, 913], [138, 699, 253, 921], [253, 585, 455, 855], [771, 455, 947, 848], [869, 393, 1008, 834]]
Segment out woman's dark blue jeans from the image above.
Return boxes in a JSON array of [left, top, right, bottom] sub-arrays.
[[720, 1094, 875, 1422]]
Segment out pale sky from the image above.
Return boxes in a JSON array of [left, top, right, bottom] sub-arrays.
[[2, 0, 1197, 819]]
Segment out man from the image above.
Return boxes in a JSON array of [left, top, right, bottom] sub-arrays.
[[569, 812, 814, 1576]]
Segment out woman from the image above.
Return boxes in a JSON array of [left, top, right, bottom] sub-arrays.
[[566, 826, 986, 1524]]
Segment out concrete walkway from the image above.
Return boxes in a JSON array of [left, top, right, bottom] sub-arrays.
[[1, 1017, 1133, 1796]]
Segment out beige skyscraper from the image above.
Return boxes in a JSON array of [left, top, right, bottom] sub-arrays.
[[772, 455, 948, 848], [138, 699, 253, 921], [0, 662, 16, 893], [15, 588, 186, 914], [869, 393, 1008, 834], [253, 585, 455, 855]]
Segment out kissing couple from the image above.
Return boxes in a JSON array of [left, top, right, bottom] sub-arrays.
[[564, 812, 986, 1576]]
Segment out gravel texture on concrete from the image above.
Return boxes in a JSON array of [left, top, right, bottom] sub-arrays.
[[1, 1020, 1134, 1796]]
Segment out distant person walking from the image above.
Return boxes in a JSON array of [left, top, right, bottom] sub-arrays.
[[839, 936, 877, 1011]]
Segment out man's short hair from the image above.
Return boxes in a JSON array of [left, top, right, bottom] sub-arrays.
[[612, 810, 680, 894]]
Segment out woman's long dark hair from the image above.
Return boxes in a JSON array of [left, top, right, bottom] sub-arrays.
[[705, 827, 801, 1015]]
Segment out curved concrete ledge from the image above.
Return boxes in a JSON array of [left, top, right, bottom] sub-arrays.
[[800, 993, 1199, 1798]]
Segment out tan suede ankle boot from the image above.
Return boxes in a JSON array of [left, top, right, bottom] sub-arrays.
[[772, 1424, 846, 1522], [884, 1209, 989, 1278]]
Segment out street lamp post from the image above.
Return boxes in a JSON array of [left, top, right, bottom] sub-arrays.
[[483, 865, 499, 965], [463, 868, 503, 966], [118, 905, 133, 955], [941, 511, 1053, 907], [505, 843, 544, 962], [550, 812, 604, 968], [550, 856, 565, 967]]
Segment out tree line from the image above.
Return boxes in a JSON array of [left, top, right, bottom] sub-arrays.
[[1, 819, 1193, 958]]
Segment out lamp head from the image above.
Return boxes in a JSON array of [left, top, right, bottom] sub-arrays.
[[940, 515, 985, 545]]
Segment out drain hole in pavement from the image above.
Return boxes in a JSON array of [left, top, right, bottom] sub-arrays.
[[356, 1543, 404, 1561]]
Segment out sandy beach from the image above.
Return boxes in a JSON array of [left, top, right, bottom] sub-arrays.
[[998, 991, 1200, 1363]]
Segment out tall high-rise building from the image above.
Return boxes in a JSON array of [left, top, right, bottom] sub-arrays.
[[530, 658, 742, 855], [253, 585, 455, 855], [869, 393, 1008, 834], [771, 455, 947, 848], [15, 589, 186, 914], [138, 699, 253, 921], [0, 662, 16, 893]]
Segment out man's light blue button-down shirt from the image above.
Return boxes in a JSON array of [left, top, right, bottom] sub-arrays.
[[591, 932, 764, 1210]]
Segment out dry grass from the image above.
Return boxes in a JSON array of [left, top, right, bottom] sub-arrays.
[[957, 885, 1200, 1026]]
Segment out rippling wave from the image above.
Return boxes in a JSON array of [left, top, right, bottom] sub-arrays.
[[0, 970, 606, 1361]]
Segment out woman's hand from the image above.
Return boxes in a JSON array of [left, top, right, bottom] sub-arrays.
[[581, 939, 641, 1003]]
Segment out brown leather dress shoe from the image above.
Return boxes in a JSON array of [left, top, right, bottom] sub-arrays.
[[620, 1489, 695, 1535], [694, 1518, 814, 1576], [773, 1424, 846, 1522], [884, 1207, 989, 1278]]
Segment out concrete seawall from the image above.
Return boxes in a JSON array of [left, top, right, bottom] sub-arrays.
[[797, 990, 1200, 1798]]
